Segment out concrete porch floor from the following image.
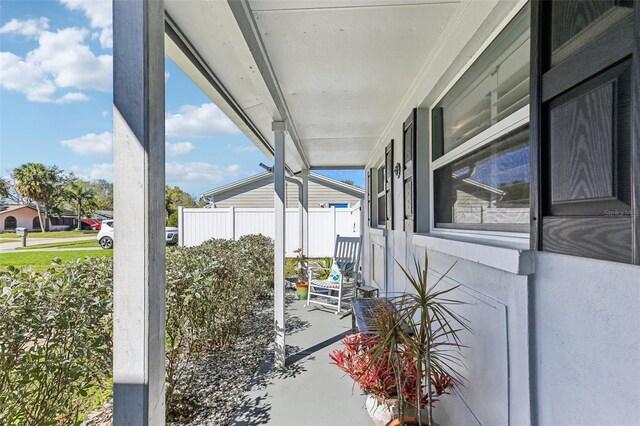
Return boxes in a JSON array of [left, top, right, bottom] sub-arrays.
[[230, 295, 371, 426]]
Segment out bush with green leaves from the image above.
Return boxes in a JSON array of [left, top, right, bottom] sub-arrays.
[[0, 234, 274, 423], [0, 258, 113, 426], [165, 235, 274, 410]]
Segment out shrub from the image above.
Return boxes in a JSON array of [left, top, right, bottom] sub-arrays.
[[0, 258, 113, 425], [0, 234, 274, 423], [164, 235, 274, 410], [236, 234, 274, 298]]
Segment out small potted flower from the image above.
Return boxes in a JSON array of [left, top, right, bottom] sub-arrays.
[[292, 248, 309, 300]]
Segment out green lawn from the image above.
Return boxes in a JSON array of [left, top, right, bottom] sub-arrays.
[[0, 250, 111, 273], [0, 230, 97, 239], [16, 239, 100, 250]]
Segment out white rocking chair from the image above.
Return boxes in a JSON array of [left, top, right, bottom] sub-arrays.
[[305, 235, 363, 314]]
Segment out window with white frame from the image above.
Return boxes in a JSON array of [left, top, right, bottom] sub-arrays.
[[431, 3, 530, 233]]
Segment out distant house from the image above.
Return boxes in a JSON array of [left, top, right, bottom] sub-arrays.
[[0, 204, 77, 233], [203, 172, 364, 208]]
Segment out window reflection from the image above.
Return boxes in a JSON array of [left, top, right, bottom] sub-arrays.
[[435, 125, 530, 231]]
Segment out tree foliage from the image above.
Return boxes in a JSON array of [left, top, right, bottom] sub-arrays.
[[65, 178, 98, 230], [0, 178, 10, 199], [85, 180, 113, 211], [12, 163, 66, 232], [165, 185, 197, 226]]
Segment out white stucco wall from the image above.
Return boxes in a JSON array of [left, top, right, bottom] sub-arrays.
[[531, 252, 640, 425]]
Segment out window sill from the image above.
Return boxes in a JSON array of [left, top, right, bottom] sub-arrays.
[[412, 233, 534, 275]]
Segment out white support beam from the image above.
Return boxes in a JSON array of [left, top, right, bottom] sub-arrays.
[[273, 121, 286, 369], [301, 169, 309, 257], [113, 0, 166, 424]]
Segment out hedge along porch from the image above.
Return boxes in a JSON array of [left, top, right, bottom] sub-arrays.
[[113, 0, 640, 425]]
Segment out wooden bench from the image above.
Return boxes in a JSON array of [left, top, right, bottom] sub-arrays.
[[351, 297, 393, 334]]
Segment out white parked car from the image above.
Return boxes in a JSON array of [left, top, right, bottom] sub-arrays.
[[97, 220, 114, 249], [97, 221, 179, 249]]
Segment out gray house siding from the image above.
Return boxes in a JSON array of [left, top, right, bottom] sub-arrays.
[[361, 1, 640, 425], [211, 175, 363, 208]]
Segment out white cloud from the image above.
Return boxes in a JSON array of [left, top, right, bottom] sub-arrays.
[[70, 162, 113, 181], [0, 18, 111, 103], [165, 72, 170, 82], [29, 27, 112, 91], [70, 161, 244, 186], [102, 110, 109, 118], [166, 103, 239, 138], [0, 17, 49, 38], [0, 51, 57, 102], [166, 141, 195, 156], [61, 131, 112, 156], [226, 144, 258, 153], [166, 162, 242, 184], [61, 0, 112, 48], [55, 92, 89, 104]]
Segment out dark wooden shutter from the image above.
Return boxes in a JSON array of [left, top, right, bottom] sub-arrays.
[[531, 0, 639, 264], [367, 169, 373, 228], [384, 141, 394, 230], [403, 109, 417, 232]]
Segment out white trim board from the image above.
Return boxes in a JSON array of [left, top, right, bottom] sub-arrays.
[[412, 233, 534, 275]]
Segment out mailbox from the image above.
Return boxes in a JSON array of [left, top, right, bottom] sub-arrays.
[[16, 227, 28, 237]]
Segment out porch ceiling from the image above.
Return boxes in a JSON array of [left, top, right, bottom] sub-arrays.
[[165, 0, 461, 171], [248, 0, 460, 168]]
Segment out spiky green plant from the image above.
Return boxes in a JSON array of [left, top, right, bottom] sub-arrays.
[[397, 255, 470, 425], [364, 253, 470, 425]]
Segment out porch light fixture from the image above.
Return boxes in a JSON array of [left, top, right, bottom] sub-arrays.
[[394, 163, 401, 179]]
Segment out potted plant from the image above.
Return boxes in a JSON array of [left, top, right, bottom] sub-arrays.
[[330, 254, 469, 426], [292, 248, 309, 300]]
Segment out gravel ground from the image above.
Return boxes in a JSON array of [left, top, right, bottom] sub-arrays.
[[169, 296, 276, 425], [84, 291, 304, 426]]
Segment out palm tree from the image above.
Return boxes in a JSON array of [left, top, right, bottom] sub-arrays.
[[66, 180, 97, 230], [0, 178, 9, 200], [12, 163, 60, 233]]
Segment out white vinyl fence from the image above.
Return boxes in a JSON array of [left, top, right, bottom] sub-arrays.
[[178, 206, 362, 257]]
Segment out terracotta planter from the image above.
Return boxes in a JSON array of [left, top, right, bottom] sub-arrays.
[[295, 282, 309, 300]]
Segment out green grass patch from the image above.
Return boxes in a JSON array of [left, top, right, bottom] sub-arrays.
[[0, 229, 97, 239], [29, 230, 98, 238], [16, 239, 100, 250], [0, 249, 111, 273]]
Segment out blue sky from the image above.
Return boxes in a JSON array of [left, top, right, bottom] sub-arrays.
[[0, 0, 363, 197]]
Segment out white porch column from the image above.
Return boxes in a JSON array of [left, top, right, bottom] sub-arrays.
[[113, 0, 166, 424], [273, 121, 286, 368], [301, 169, 309, 256]]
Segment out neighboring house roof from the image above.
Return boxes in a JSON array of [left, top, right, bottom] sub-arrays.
[[94, 210, 114, 219], [460, 178, 505, 196], [202, 172, 364, 199], [0, 204, 37, 216]]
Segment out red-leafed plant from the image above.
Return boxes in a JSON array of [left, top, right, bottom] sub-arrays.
[[330, 254, 470, 425], [330, 333, 409, 399]]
